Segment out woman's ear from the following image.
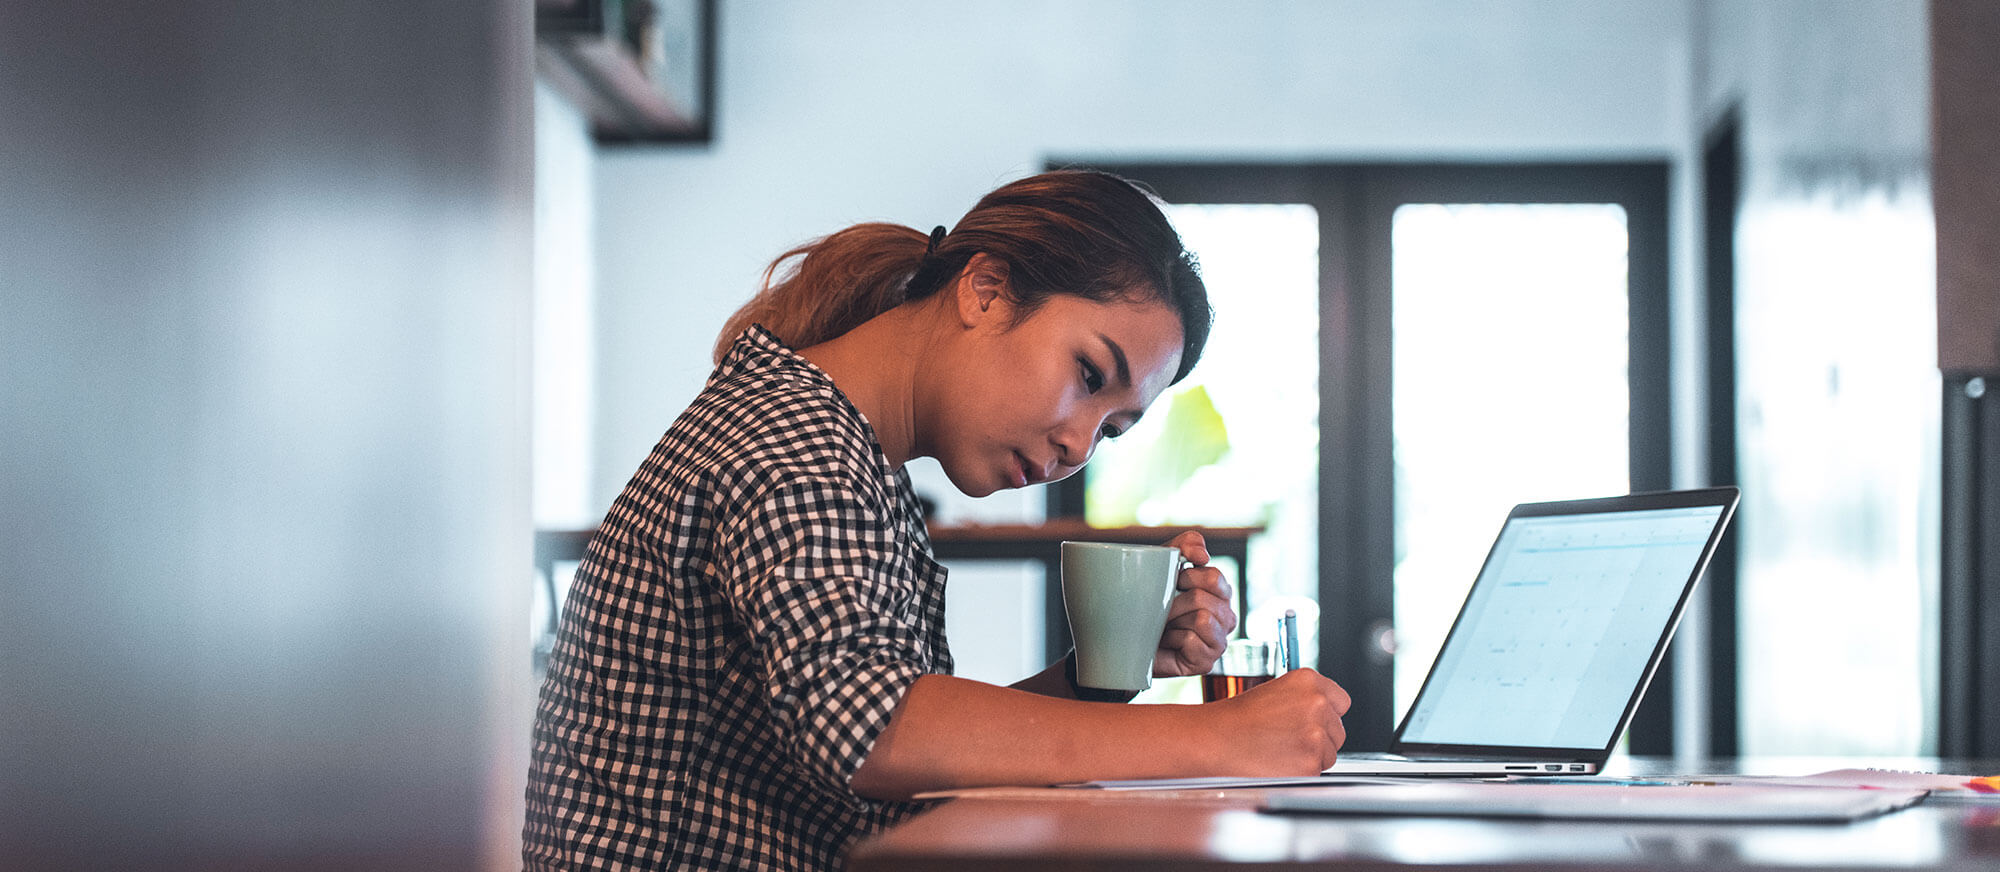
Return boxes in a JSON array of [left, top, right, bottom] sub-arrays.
[[953, 252, 1011, 328]]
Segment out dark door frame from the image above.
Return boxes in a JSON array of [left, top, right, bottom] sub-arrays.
[[1700, 108, 1744, 758]]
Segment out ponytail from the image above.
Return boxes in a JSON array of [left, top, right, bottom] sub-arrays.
[[711, 223, 934, 363]]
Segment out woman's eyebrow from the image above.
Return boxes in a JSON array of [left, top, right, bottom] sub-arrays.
[[1097, 334, 1132, 389]]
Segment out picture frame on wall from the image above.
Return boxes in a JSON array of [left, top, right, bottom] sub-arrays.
[[536, 0, 716, 143]]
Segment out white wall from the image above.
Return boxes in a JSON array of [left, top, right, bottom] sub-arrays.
[[1695, 0, 1929, 182], [536, 82, 600, 529], [1, 4, 535, 868], [582, 0, 1693, 681], [591, 0, 1693, 508]]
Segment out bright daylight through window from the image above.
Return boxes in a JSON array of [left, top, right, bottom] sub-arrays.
[[1084, 203, 1320, 702], [1735, 190, 1938, 756], [1389, 203, 1632, 718]]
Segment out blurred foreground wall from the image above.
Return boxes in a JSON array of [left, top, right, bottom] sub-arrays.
[[0, 3, 535, 869]]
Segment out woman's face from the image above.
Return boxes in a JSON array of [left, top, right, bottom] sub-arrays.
[[921, 264, 1186, 499]]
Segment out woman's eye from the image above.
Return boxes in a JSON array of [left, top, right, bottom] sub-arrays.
[[1079, 359, 1105, 394], [1099, 423, 1124, 440]]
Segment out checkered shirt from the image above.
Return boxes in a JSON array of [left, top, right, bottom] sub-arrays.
[[524, 325, 953, 871]]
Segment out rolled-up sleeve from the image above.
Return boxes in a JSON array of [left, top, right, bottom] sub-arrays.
[[717, 475, 938, 795]]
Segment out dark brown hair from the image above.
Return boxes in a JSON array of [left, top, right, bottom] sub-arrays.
[[714, 170, 1212, 383]]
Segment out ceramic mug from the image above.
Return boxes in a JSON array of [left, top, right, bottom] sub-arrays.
[[1060, 541, 1184, 693]]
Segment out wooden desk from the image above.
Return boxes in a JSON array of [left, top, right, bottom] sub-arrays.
[[927, 521, 1263, 664], [849, 758, 2000, 871]]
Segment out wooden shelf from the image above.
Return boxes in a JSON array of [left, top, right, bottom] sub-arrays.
[[928, 520, 1261, 551], [536, 520, 1264, 665]]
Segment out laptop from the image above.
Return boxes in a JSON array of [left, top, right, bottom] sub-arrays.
[[1324, 486, 1739, 777]]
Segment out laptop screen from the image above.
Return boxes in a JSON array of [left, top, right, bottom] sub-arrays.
[[1397, 503, 1728, 750]]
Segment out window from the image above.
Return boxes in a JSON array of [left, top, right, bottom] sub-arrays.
[[1082, 203, 1322, 703], [1078, 163, 1671, 746], [1733, 190, 1939, 755], [1390, 203, 1634, 713]]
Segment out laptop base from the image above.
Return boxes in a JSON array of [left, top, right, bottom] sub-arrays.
[[1324, 751, 1601, 777]]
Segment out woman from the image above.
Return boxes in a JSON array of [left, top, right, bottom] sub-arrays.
[[524, 170, 1350, 871]]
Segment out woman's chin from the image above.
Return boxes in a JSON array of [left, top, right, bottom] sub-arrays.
[[939, 466, 1003, 500]]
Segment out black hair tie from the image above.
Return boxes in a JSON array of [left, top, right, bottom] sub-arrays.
[[905, 225, 950, 298]]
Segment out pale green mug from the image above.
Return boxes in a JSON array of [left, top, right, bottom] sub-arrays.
[[1060, 541, 1185, 693]]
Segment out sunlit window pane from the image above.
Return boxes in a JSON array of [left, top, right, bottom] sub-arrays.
[[1085, 203, 1321, 677], [1390, 203, 1632, 718], [1735, 190, 1938, 756]]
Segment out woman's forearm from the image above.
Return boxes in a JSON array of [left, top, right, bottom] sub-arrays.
[[850, 673, 1213, 800]]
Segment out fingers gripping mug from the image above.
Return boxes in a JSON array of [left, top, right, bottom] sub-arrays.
[[1059, 541, 1185, 694]]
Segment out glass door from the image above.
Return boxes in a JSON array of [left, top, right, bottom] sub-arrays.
[[1388, 203, 1635, 716], [1080, 163, 1673, 747], [1326, 165, 1672, 750]]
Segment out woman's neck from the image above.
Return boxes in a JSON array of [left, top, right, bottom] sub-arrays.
[[797, 303, 939, 468]]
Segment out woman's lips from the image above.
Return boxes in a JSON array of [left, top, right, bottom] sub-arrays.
[[1009, 450, 1030, 489]]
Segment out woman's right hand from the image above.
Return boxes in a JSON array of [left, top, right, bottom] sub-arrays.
[[1205, 668, 1351, 774]]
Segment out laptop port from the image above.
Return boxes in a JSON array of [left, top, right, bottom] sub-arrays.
[[1570, 764, 1588, 772]]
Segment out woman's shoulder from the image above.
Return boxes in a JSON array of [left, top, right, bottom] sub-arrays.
[[669, 331, 882, 488], [688, 370, 862, 454]]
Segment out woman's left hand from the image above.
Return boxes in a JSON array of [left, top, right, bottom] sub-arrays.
[[1153, 530, 1238, 677]]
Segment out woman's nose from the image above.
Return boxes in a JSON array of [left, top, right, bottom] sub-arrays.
[[1053, 418, 1104, 470]]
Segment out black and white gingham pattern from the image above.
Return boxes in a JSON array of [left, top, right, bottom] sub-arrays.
[[525, 326, 953, 871]]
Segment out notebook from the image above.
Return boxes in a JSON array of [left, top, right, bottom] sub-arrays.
[[1324, 487, 1739, 777]]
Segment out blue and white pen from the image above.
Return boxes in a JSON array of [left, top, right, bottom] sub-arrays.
[[1282, 608, 1300, 672]]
